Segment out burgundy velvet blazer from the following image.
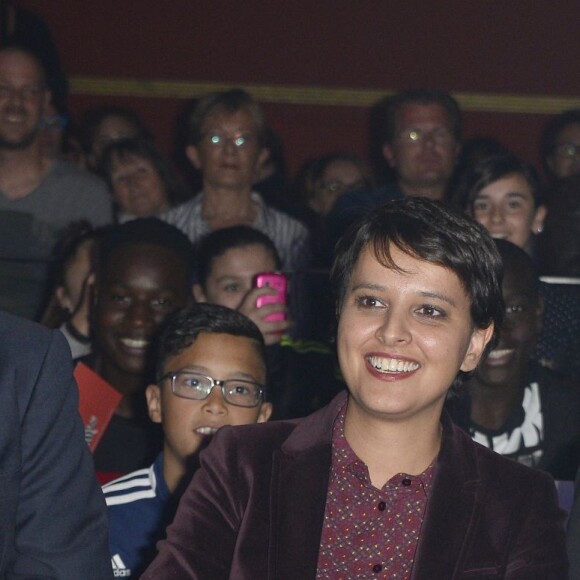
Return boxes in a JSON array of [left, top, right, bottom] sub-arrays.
[[143, 392, 568, 579]]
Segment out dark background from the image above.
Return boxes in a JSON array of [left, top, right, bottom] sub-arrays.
[[21, 1, 580, 176]]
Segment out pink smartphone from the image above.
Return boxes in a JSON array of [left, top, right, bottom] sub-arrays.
[[255, 272, 287, 322]]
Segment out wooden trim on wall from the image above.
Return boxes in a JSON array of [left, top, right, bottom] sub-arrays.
[[70, 76, 580, 115]]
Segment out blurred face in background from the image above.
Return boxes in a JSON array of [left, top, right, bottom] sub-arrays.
[[90, 115, 141, 168], [0, 50, 49, 150], [383, 103, 458, 199], [93, 244, 190, 392], [310, 158, 367, 216], [547, 122, 580, 180], [471, 252, 541, 389], [470, 173, 546, 254], [193, 243, 277, 310], [110, 153, 169, 218], [187, 107, 267, 193]]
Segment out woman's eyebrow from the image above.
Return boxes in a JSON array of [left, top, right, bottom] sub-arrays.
[[419, 290, 457, 307]]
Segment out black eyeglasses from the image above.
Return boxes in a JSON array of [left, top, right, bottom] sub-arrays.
[[159, 371, 264, 408]]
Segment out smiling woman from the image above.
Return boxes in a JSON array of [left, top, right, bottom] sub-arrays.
[[331, 199, 502, 460], [336, 244, 485, 433], [142, 198, 568, 579]]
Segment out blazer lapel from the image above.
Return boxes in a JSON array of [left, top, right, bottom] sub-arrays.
[[267, 392, 345, 579], [411, 416, 482, 580], [269, 445, 331, 579]]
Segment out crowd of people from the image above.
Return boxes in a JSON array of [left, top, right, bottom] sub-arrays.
[[0, 21, 579, 579]]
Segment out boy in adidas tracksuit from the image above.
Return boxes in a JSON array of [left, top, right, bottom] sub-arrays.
[[103, 303, 272, 577]]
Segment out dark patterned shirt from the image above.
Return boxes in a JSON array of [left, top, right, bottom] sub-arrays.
[[316, 404, 435, 579]]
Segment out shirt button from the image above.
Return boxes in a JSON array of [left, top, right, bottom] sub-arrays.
[[372, 563, 383, 573], [377, 501, 386, 511], [402, 478, 412, 486]]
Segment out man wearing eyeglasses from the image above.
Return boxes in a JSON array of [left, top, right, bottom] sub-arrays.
[[381, 88, 461, 201], [0, 46, 112, 320], [162, 89, 309, 272], [541, 108, 580, 182], [102, 303, 272, 578], [326, 89, 461, 256]]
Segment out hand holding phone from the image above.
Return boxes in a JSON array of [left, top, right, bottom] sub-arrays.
[[254, 273, 287, 322]]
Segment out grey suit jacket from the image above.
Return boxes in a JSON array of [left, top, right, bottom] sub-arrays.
[[0, 311, 112, 579]]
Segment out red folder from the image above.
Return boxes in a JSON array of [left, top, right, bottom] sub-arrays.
[[74, 362, 122, 453]]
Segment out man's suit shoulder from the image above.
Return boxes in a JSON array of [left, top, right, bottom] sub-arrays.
[[0, 312, 72, 414], [0, 310, 54, 350]]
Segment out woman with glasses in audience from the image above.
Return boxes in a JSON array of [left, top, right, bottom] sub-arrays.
[[161, 89, 310, 272], [294, 152, 374, 267]]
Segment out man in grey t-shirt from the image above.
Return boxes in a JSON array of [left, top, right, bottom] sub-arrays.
[[0, 46, 112, 319]]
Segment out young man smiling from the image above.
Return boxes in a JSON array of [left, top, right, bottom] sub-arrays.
[[448, 239, 580, 480], [77, 218, 193, 475], [143, 198, 567, 579]]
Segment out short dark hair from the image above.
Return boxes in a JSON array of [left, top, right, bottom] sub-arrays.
[[540, 108, 580, 173], [154, 303, 265, 383], [451, 153, 545, 211], [98, 137, 190, 207], [195, 226, 281, 289], [79, 105, 149, 155], [51, 221, 99, 287], [331, 198, 503, 366], [41, 221, 102, 328], [186, 89, 266, 147], [537, 174, 580, 276], [494, 239, 540, 299], [97, 218, 194, 281], [383, 88, 462, 144]]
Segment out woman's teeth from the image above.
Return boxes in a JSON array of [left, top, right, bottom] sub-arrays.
[[368, 356, 420, 373]]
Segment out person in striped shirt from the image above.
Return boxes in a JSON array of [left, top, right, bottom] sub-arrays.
[[161, 88, 310, 272]]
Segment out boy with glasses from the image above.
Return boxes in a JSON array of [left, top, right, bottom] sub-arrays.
[[103, 303, 272, 578]]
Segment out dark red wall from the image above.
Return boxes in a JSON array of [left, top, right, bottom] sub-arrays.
[[19, 1, 580, 176]]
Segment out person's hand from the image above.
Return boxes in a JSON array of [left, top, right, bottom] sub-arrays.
[[237, 286, 291, 345]]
